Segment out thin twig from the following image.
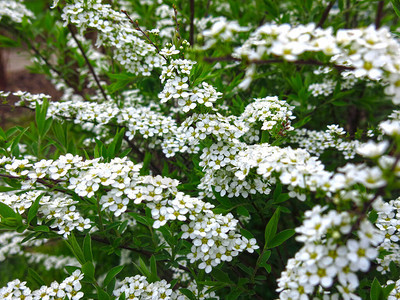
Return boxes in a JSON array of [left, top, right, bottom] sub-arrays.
[[67, 24, 109, 102], [205, 0, 211, 17], [91, 235, 190, 272], [121, 10, 168, 61], [317, 0, 335, 28], [203, 55, 355, 72], [0, 24, 83, 96], [189, 0, 195, 46], [375, 0, 385, 29], [345, 0, 351, 28], [172, 4, 181, 40]]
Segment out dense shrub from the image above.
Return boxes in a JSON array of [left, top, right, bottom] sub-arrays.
[[1, 0, 400, 299]]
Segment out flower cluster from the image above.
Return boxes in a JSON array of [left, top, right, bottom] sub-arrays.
[[12, 91, 296, 158], [114, 275, 218, 300], [277, 205, 383, 299], [1, 155, 94, 238], [113, 275, 174, 299], [199, 142, 332, 200], [386, 279, 400, 300], [291, 124, 360, 159], [0, 0, 33, 23], [0, 232, 46, 262], [25, 252, 80, 271], [375, 197, 400, 274], [230, 23, 400, 103], [308, 73, 357, 97], [58, 0, 162, 76], [0, 153, 257, 273], [0, 270, 84, 299], [201, 17, 250, 49], [159, 57, 222, 112]]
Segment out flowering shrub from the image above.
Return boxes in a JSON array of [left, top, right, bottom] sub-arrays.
[[1, 0, 400, 299]]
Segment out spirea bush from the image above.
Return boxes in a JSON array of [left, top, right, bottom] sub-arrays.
[[1, 0, 400, 299]]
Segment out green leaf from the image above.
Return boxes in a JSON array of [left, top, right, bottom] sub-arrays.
[[390, 261, 400, 278], [66, 233, 85, 265], [236, 206, 249, 217], [267, 229, 295, 249], [65, 265, 80, 275], [383, 283, 396, 298], [273, 194, 290, 204], [138, 257, 152, 279], [0, 186, 17, 192], [33, 225, 50, 232], [0, 35, 20, 47], [35, 99, 51, 137], [128, 212, 153, 227], [103, 265, 124, 288], [108, 128, 125, 158], [212, 268, 232, 283], [273, 183, 282, 200], [0, 202, 16, 218], [96, 286, 111, 300], [213, 192, 232, 208], [258, 250, 271, 268], [179, 288, 197, 300], [150, 256, 159, 282], [240, 228, 255, 240], [28, 268, 46, 287], [27, 193, 44, 225], [264, 207, 280, 249], [140, 152, 152, 175], [117, 220, 129, 234], [370, 278, 384, 300], [83, 234, 93, 262], [368, 210, 378, 223], [82, 261, 95, 282], [391, 0, 400, 17]]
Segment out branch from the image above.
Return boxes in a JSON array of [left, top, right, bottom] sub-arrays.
[[66, 24, 109, 102], [121, 10, 168, 62], [172, 4, 181, 40], [375, 0, 385, 29], [203, 55, 355, 72], [0, 24, 83, 96], [317, 0, 335, 28], [0, 173, 89, 202]]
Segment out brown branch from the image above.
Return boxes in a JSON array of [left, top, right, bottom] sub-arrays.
[[317, 0, 335, 28], [172, 4, 181, 40], [67, 24, 109, 102], [375, 0, 385, 29], [91, 235, 190, 273], [203, 55, 355, 72], [345, 0, 351, 28], [189, 0, 195, 46], [0, 24, 84, 96]]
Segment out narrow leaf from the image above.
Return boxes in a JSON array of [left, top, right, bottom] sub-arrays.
[[83, 234, 93, 262], [267, 229, 295, 249], [103, 265, 124, 288], [264, 207, 280, 248]]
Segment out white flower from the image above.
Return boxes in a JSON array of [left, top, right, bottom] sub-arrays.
[[356, 140, 389, 158], [346, 239, 377, 272]]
